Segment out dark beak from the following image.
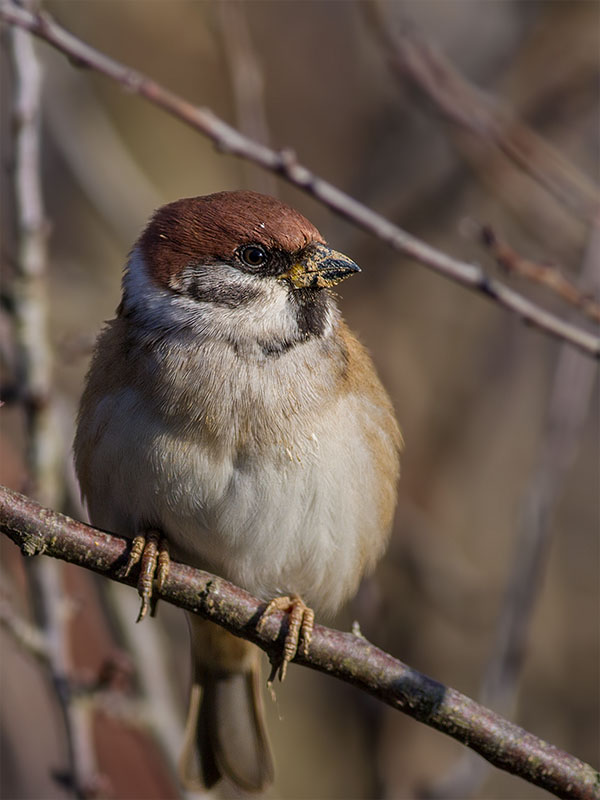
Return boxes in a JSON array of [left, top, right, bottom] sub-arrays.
[[280, 243, 361, 288]]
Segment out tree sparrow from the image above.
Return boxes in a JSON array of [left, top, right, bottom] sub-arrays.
[[74, 191, 401, 792]]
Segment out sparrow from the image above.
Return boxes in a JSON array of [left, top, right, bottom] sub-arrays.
[[74, 190, 401, 792]]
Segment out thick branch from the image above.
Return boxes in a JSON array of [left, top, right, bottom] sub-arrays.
[[0, 2, 598, 359], [0, 485, 598, 800]]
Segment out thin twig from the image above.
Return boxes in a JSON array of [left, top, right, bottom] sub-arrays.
[[367, 2, 600, 224], [216, 0, 277, 197], [0, 485, 598, 800], [0, 2, 598, 358], [42, 58, 162, 245], [0, 590, 48, 660], [480, 225, 600, 324], [27, 557, 100, 800], [103, 583, 187, 773]]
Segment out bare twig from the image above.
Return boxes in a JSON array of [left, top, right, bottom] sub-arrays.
[[0, 591, 48, 660], [367, 2, 600, 224], [0, 1, 598, 358], [426, 222, 600, 799], [43, 59, 162, 245], [8, 17, 98, 798], [9, 6, 60, 506], [103, 583, 187, 773], [216, 0, 277, 197], [0, 485, 598, 800], [480, 225, 600, 324], [27, 557, 100, 800]]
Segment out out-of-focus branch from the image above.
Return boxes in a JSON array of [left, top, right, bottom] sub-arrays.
[[1, 485, 598, 800], [42, 60, 162, 246], [1, 2, 598, 359], [27, 555, 101, 799], [103, 583, 187, 775], [480, 225, 600, 324], [216, 0, 277, 197], [8, 17, 99, 799], [367, 2, 600, 224], [426, 221, 600, 799], [9, 6, 60, 507], [0, 590, 48, 660], [0, 586, 152, 796]]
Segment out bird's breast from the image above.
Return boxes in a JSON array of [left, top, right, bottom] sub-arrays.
[[76, 324, 398, 615]]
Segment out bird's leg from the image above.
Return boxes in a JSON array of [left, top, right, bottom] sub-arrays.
[[123, 530, 170, 622], [257, 594, 315, 682]]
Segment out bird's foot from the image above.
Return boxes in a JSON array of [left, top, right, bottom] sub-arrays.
[[123, 531, 170, 622], [257, 594, 314, 683]]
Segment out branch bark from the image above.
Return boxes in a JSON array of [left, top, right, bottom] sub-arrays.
[[0, 484, 598, 800], [0, 2, 598, 359]]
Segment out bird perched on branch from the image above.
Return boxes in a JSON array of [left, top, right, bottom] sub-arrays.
[[74, 190, 401, 792]]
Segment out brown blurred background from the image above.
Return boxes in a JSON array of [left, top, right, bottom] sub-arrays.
[[1, 1, 598, 799]]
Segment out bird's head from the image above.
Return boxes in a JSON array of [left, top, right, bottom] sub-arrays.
[[121, 191, 360, 352]]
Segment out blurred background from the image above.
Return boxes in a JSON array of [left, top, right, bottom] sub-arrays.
[[1, 1, 598, 798]]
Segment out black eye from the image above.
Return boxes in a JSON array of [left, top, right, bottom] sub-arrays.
[[238, 244, 268, 269]]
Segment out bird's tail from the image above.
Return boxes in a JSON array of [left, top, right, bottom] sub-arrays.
[[179, 615, 274, 793]]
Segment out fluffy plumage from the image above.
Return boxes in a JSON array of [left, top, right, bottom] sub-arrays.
[[74, 190, 401, 791]]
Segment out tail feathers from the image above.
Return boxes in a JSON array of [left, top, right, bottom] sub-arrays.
[[179, 668, 274, 793]]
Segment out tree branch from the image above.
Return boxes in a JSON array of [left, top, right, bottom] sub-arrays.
[[0, 484, 598, 800], [216, 0, 277, 198], [0, 1, 598, 359], [8, 12, 100, 797], [0, 590, 48, 661], [9, 1, 60, 508], [480, 225, 600, 324]]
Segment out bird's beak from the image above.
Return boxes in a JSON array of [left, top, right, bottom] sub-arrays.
[[280, 243, 361, 289]]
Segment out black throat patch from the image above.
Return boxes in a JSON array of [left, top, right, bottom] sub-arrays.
[[288, 287, 330, 338], [256, 288, 331, 358]]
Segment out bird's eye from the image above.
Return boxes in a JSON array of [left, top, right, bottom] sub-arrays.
[[238, 244, 268, 268]]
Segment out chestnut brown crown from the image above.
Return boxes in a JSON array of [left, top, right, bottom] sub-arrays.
[[138, 190, 326, 289]]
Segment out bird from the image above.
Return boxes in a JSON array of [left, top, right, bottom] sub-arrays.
[[74, 190, 401, 792]]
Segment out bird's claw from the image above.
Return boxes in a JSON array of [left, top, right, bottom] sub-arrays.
[[123, 531, 170, 621], [257, 594, 314, 683]]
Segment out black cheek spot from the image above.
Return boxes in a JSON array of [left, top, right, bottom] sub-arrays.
[[186, 275, 261, 308]]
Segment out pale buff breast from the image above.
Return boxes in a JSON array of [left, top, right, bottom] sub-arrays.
[[76, 326, 399, 616]]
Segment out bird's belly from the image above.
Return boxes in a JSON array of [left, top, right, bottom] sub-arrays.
[[84, 389, 390, 616], [153, 434, 366, 615]]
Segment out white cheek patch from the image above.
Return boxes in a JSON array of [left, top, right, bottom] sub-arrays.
[[122, 246, 197, 330], [121, 246, 311, 348]]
